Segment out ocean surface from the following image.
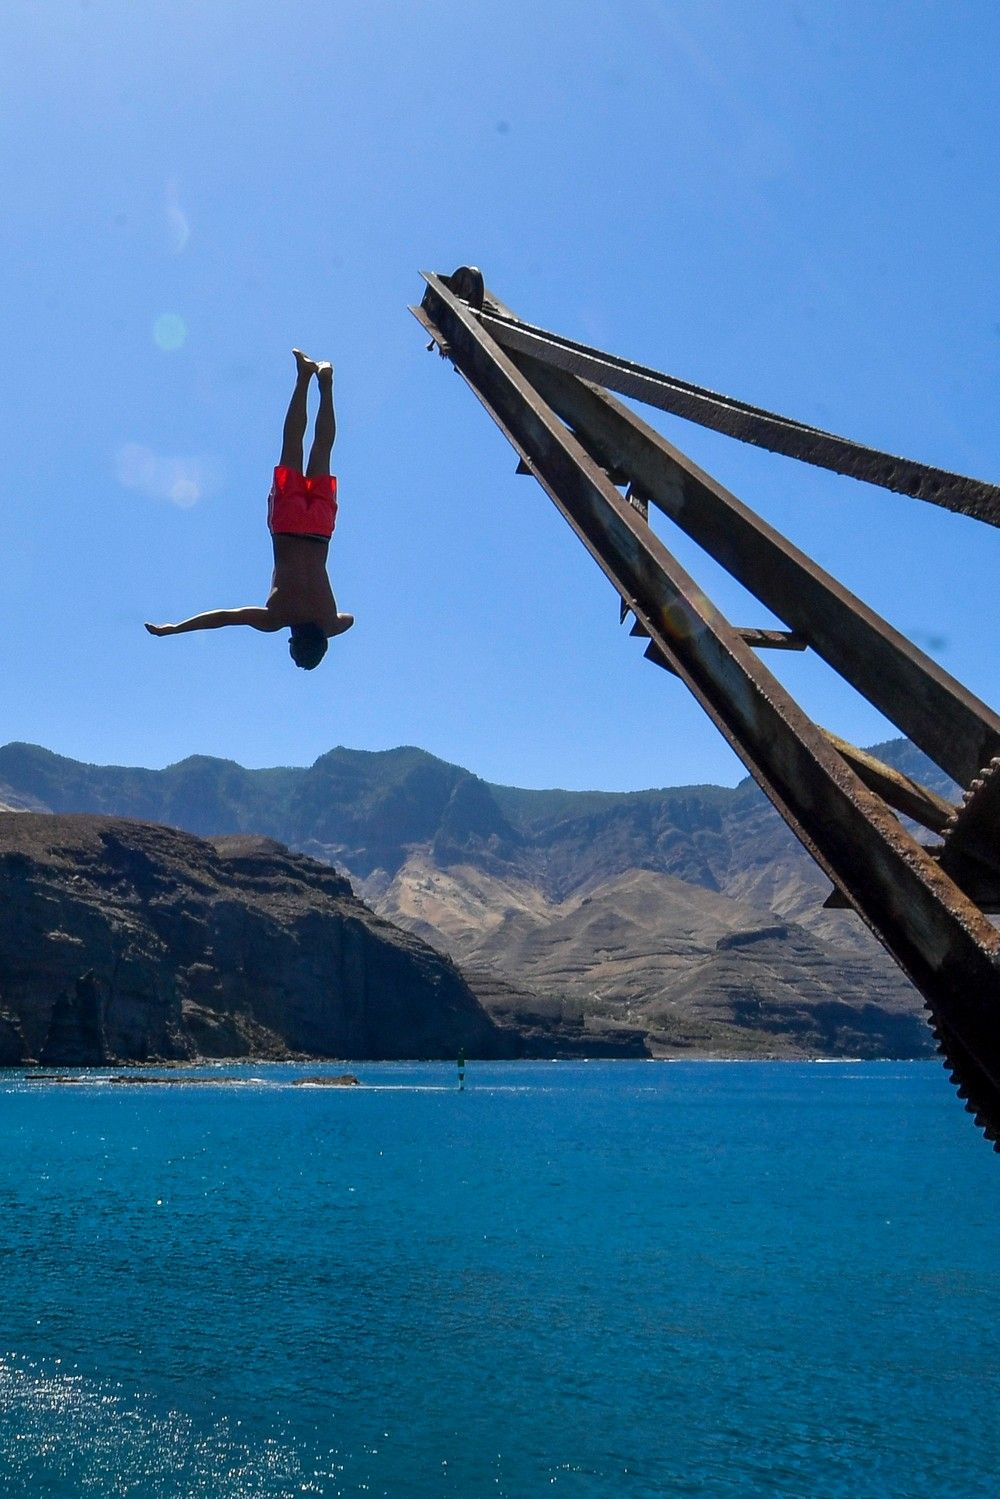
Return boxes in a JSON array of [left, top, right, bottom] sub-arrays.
[[0, 1060, 997, 1498]]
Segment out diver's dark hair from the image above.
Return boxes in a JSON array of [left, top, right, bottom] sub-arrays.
[[289, 623, 328, 671]]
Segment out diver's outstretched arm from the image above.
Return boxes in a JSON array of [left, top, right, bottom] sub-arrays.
[[145, 608, 281, 636]]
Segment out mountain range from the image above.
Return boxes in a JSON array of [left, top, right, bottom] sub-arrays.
[[0, 739, 956, 1058]]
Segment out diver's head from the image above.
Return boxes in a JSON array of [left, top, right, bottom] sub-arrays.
[[289, 622, 328, 670]]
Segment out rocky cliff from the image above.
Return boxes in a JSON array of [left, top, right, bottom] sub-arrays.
[[0, 813, 512, 1064]]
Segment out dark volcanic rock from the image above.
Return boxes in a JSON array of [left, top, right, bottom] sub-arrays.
[[39, 972, 109, 1066], [0, 814, 512, 1064], [0, 1008, 29, 1064]]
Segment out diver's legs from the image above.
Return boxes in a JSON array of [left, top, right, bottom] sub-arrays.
[[306, 364, 336, 477], [280, 351, 317, 471]]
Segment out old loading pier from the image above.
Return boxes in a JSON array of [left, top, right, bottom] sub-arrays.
[[414, 266, 1000, 1147]]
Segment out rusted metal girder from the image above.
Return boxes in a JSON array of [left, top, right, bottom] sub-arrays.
[[413, 268, 1000, 1147], [476, 304, 1000, 528], [628, 619, 806, 656], [510, 351, 1000, 791], [642, 633, 951, 832], [818, 732, 953, 835]]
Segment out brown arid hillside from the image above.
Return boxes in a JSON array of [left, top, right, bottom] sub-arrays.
[[361, 855, 931, 1059], [0, 740, 954, 1059]]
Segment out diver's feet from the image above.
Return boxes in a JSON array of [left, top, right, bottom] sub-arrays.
[[316, 361, 334, 385], [293, 348, 319, 380]]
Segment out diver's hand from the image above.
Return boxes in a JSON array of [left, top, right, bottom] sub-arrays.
[[144, 622, 176, 636]]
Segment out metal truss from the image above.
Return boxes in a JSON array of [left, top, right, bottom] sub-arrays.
[[413, 266, 1000, 1148]]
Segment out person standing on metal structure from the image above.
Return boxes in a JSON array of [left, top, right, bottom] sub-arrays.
[[145, 350, 354, 670]]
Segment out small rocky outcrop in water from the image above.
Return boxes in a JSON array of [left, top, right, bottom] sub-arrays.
[[0, 813, 513, 1065], [292, 1074, 360, 1087]]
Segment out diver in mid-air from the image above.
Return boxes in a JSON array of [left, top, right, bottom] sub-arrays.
[[145, 350, 354, 670]]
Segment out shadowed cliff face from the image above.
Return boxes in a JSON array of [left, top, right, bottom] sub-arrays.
[[0, 741, 955, 1059], [0, 814, 513, 1064]]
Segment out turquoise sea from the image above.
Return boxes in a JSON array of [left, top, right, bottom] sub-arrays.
[[0, 1060, 997, 1498]]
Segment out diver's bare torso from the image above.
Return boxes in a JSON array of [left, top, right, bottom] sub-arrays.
[[267, 533, 352, 636]]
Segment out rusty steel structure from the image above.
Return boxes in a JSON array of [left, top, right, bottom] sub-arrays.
[[413, 265, 1000, 1148]]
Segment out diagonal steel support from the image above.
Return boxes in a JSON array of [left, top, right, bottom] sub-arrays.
[[477, 305, 1000, 527], [511, 352, 1000, 791], [413, 268, 1000, 1146]]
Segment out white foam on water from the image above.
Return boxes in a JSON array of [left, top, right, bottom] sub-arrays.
[[357, 1084, 454, 1092], [6, 1070, 547, 1097], [358, 1083, 537, 1094], [0, 1353, 333, 1496]]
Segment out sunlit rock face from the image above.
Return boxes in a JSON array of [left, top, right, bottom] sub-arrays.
[[0, 814, 512, 1065]]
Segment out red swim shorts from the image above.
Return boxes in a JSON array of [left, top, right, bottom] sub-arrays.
[[267, 466, 338, 539]]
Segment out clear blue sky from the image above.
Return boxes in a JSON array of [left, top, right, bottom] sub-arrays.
[[2, 0, 999, 789]]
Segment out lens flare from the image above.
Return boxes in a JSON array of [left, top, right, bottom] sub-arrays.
[[169, 477, 200, 507], [165, 178, 191, 253], [153, 313, 187, 352], [115, 443, 216, 509]]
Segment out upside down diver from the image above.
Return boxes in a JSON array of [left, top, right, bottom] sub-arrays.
[[145, 350, 354, 670]]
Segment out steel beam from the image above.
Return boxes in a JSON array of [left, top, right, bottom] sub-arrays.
[[628, 619, 806, 655], [641, 642, 953, 833], [819, 731, 953, 835], [510, 351, 1000, 790], [477, 306, 1000, 527]]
